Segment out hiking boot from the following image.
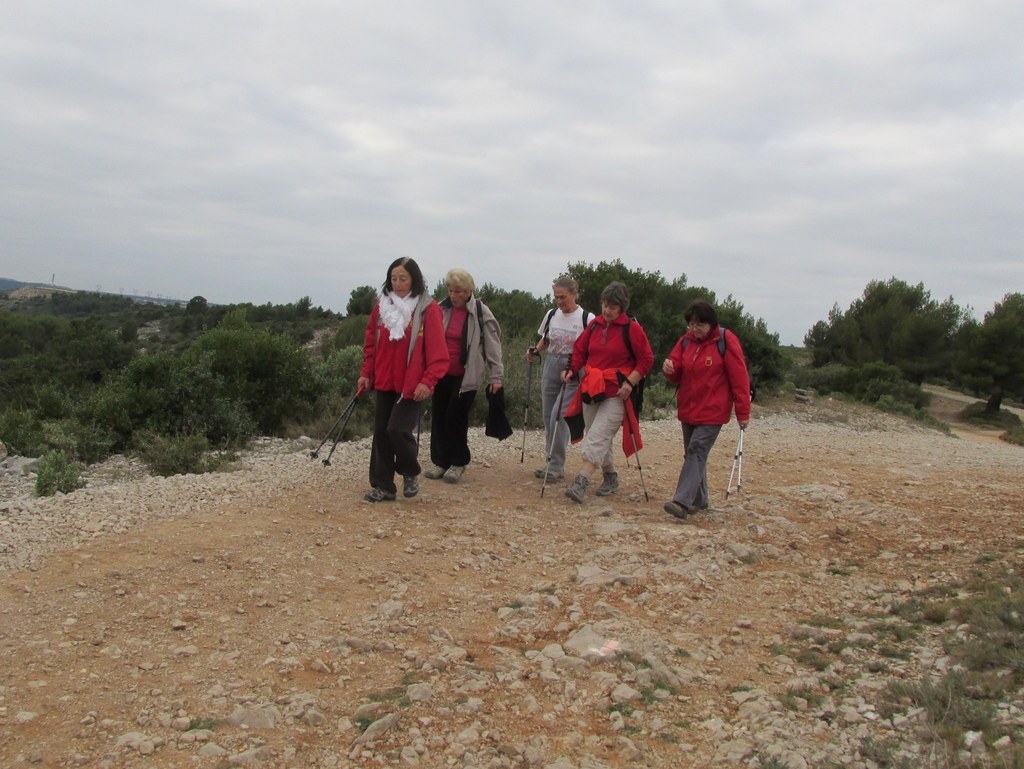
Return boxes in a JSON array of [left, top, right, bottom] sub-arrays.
[[594, 472, 619, 497], [402, 475, 419, 498], [443, 465, 465, 484], [534, 467, 564, 480], [663, 500, 690, 519], [424, 465, 446, 480], [565, 474, 589, 503], [364, 487, 397, 503]]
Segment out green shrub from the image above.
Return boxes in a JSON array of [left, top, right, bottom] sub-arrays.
[[67, 421, 117, 464], [860, 376, 930, 410], [961, 402, 1022, 430], [35, 450, 83, 496], [87, 351, 256, 450], [40, 418, 79, 455], [314, 345, 363, 396], [0, 410, 116, 465], [137, 432, 218, 476], [299, 345, 372, 440], [77, 386, 135, 452], [793, 363, 850, 395], [0, 409, 47, 457], [322, 315, 369, 356], [876, 396, 951, 432], [642, 377, 678, 420], [795, 361, 931, 413], [33, 384, 73, 420], [187, 323, 315, 434]]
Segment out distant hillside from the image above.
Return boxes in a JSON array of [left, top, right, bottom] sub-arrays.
[[0, 277, 183, 306], [0, 278, 75, 293]]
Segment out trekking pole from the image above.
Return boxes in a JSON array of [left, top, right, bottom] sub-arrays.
[[311, 386, 364, 467], [725, 427, 745, 500], [310, 390, 355, 459], [737, 427, 745, 493], [627, 429, 649, 502], [540, 380, 569, 498], [519, 354, 536, 463]]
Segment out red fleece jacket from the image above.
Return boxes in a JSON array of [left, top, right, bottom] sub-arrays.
[[664, 326, 751, 425], [360, 299, 449, 398], [569, 313, 654, 398]]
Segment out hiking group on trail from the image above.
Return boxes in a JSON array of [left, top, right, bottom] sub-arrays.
[[354, 258, 751, 519]]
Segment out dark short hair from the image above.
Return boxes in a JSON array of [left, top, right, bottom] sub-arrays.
[[600, 281, 630, 312], [684, 299, 718, 327], [382, 257, 426, 297]]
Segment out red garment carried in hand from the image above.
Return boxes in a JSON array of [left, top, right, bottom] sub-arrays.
[[564, 367, 643, 457]]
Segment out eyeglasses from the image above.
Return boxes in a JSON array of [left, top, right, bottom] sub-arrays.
[[687, 321, 710, 329]]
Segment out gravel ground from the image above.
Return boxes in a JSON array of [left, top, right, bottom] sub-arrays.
[[1, 397, 1022, 768]]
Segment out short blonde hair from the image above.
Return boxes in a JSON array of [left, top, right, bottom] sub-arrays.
[[445, 268, 476, 293]]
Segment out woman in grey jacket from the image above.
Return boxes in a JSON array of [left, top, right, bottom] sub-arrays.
[[425, 268, 504, 483]]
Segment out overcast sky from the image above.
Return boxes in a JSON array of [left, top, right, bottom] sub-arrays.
[[2, 1, 1022, 344]]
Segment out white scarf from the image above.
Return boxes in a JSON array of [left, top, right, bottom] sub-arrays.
[[378, 292, 418, 340]]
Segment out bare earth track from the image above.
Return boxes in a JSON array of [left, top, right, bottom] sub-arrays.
[[1, 391, 1021, 768]]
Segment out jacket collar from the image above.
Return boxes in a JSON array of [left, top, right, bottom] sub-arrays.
[[598, 311, 630, 327], [439, 295, 475, 311], [684, 323, 720, 343]]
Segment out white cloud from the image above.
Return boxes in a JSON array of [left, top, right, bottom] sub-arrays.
[[1, 1, 1022, 344]]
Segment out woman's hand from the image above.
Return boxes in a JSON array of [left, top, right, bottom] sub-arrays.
[[357, 376, 371, 392], [413, 383, 432, 402], [662, 358, 675, 376], [618, 380, 633, 401], [489, 382, 503, 394]]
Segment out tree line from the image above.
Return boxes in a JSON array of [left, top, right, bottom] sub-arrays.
[[330, 258, 787, 390], [1, 264, 1020, 495], [802, 279, 1023, 416]]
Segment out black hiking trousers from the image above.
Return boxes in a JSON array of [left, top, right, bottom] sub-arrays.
[[369, 390, 422, 494]]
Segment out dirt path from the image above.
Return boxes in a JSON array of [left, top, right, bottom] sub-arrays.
[[923, 384, 1020, 444], [1, 399, 1021, 768]]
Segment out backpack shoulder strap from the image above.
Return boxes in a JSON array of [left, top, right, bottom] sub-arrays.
[[620, 315, 636, 361], [681, 327, 728, 354], [476, 300, 488, 359], [541, 308, 556, 338]]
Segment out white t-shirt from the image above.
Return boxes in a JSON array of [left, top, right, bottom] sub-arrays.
[[538, 307, 592, 356]]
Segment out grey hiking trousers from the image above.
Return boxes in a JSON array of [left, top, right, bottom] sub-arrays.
[[670, 423, 723, 511], [540, 352, 577, 472]]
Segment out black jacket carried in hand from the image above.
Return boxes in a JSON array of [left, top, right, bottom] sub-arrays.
[[485, 388, 513, 440]]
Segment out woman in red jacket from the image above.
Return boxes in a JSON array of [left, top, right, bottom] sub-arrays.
[[662, 299, 751, 518], [357, 257, 449, 502], [561, 281, 654, 503]]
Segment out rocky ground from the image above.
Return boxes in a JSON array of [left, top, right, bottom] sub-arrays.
[[1, 391, 1022, 769]]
